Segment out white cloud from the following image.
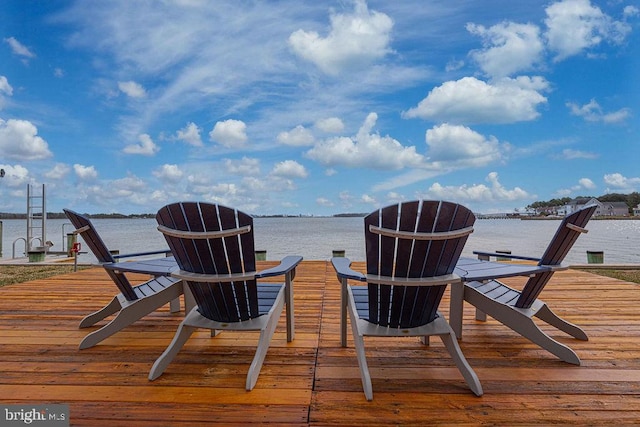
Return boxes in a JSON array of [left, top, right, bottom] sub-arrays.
[[277, 125, 315, 146], [445, 59, 465, 72], [54, 68, 64, 78], [0, 118, 53, 160], [372, 169, 443, 193], [579, 178, 596, 189], [467, 21, 544, 78], [0, 76, 13, 96], [403, 76, 549, 124], [316, 197, 334, 207], [4, 36, 35, 58], [555, 177, 597, 196], [360, 194, 377, 205], [315, 117, 345, 133], [209, 119, 248, 148], [242, 176, 268, 192], [111, 174, 147, 195], [600, 109, 633, 124], [186, 173, 214, 194], [288, 0, 393, 75], [153, 164, 184, 183], [44, 163, 71, 180], [123, 133, 159, 156], [558, 148, 598, 160], [73, 164, 98, 180], [566, 99, 630, 123], [0, 164, 30, 187], [118, 81, 147, 98], [338, 190, 355, 208], [385, 192, 406, 204], [419, 172, 531, 203], [603, 173, 640, 191], [306, 112, 423, 170], [225, 157, 261, 176], [56, 1, 322, 147], [271, 160, 308, 179], [208, 182, 244, 201], [544, 0, 631, 61], [624, 6, 639, 18], [0, 76, 12, 110], [425, 123, 504, 168], [175, 122, 203, 146]]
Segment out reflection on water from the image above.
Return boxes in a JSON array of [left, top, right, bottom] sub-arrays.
[[1, 217, 639, 264]]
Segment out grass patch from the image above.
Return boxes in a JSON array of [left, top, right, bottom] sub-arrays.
[[581, 269, 640, 284], [0, 264, 91, 287]]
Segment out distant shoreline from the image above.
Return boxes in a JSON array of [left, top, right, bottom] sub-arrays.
[[0, 212, 636, 221], [0, 212, 367, 220]]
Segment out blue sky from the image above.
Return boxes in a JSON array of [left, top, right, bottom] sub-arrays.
[[1, 0, 638, 215]]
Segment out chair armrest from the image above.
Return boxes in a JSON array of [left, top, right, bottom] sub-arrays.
[[103, 256, 177, 276], [473, 250, 541, 262], [541, 263, 570, 272], [255, 255, 303, 279], [112, 249, 172, 260], [331, 257, 366, 282]]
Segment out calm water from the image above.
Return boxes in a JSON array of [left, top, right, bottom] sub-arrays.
[[1, 217, 639, 265]]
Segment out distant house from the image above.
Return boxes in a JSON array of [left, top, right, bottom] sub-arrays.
[[561, 198, 629, 217], [598, 201, 629, 216], [533, 206, 561, 216], [559, 198, 599, 216], [634, 205, 640, 216]]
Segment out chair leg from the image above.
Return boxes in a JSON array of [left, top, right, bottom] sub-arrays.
[[149, 321, 197, 381], [79, 297, 121, 328], [169, 297, 181, 313], [79, 303, 150, 350], [449, 281, 464, 339], [438, 320, 483, 396], [535, 303, 588, 341], [183, 283, 197, 313], [347, 304, 373, 401], [507, 314, 581, 365], [246, 296, 284, 391], [80, 289, 183, 349], [465, 287, 582, 364]]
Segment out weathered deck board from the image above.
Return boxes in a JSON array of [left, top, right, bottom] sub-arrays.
[[1, 261, 639, 425]]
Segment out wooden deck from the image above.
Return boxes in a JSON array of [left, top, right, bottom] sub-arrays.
[[1, 261, 640, 425]]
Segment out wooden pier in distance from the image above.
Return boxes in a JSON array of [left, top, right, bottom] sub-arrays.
[[1, 261, 639, 425]]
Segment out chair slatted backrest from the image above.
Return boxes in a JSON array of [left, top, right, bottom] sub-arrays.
[[515, 204, 597, 308], [364, 200, 475, 328], [156, 202, 258, 322], [63, 209, 138, 301]]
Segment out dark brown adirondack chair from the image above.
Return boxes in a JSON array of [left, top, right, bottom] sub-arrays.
[[452, 204, 597, 365], [149, 202, 302, 390], [332, 200, 482, 400], [63, 209, 183, 349]]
